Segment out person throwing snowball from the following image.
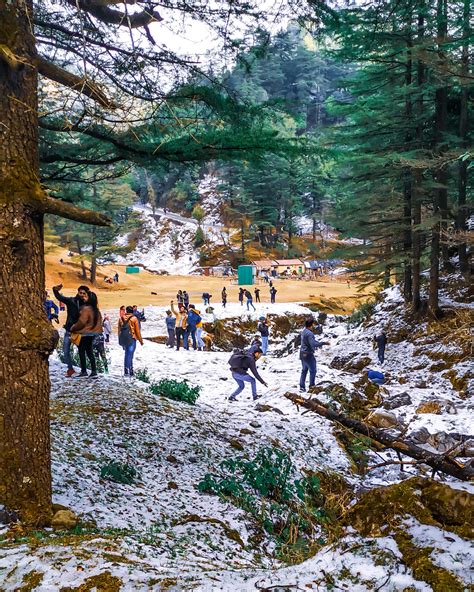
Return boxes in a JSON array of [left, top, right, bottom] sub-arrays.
[[228, 348, 267, 402]]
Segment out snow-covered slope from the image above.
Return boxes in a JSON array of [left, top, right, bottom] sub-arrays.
[[1, 295, 472, 590]]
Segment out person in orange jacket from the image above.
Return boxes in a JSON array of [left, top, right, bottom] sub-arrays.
[[118, 306, 144, 376]]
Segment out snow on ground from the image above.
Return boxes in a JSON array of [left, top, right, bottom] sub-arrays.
[[1, 295, 473, 590]]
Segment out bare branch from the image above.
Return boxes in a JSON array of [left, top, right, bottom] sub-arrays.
[[37, 56, 117, 110], [64, 0, 163, 28], [43, 195, 111, 226]]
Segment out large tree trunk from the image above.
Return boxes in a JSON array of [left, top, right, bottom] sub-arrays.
[[0, 0, 55, 524], [457, 0, 470, 274]]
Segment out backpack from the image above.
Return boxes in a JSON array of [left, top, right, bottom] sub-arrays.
[[228, 350, 251, 372], [187, 310, 201, 327], [119, 320, 134, 348]]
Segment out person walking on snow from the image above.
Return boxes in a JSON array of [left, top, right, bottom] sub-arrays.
[[299, 318, 327, 392], [245, 289, 256, 311], [228, 348, 267, 401], [102, 313, 112, 343], [270, 286, 277, 304], [53, 283, 81, 377], [221, 287, 227, 309], [165, 310, 176, 348], [238, 288, 244, 306], [70, 290, 103, 379], [118, 305, 144, 376], [171, 300, 187, 350], [374, 331, 387, 364], [254, 287, 261, 303], [258, 316, 269, 355]]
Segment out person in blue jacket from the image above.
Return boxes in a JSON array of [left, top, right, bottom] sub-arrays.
[[44, 291, 59, 322]]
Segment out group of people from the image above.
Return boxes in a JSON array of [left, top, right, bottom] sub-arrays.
[[166, 296, 206, 351], [50, 284, 111, 378]]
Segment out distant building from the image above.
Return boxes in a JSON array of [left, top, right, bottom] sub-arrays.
[[252, 259, 277, 277], [274, 259, 305, 276]]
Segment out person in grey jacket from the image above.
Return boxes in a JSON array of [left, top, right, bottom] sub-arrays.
[[228, 348, 267, 401], [165, 310, 176, 348], [300, 318, 328, 392]]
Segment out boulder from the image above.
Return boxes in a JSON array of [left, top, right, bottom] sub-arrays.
[[330, 353, 371, 372], [383, 392, 412, 410], [366, 409, 400, 429], [330, 353, 358, 370], [409, 427, 431, 444], [51, 509, 78, 531]]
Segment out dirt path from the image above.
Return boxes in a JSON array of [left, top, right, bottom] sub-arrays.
[[45, 244, 369, 313]]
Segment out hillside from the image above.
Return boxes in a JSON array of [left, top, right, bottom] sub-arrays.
[[1, 286, 472, 590]]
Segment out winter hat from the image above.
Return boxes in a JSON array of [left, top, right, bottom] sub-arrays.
[[259, 316, 265, 321]]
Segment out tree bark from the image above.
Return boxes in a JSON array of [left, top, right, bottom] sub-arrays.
[[284, 393, 474, 481], [0, 0, 55, 524], [457, 0, 470, 274]]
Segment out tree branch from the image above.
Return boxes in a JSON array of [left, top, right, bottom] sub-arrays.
[[64, 0, 163, 28], [37, 56, 117, 110], [284, 392, 474, 481], [41, 153, 124, 166], [42, 195, 111, 226]]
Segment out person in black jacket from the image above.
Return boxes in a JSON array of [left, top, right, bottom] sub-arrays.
[[228, 348, 267, 402], [53, 283, 82, 377], [299, 318, 327, 392], [257, 316, 269, 354], [374, 331, 387, 364]]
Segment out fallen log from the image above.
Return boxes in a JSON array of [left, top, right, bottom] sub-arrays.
[[284, 392, 474, 481]]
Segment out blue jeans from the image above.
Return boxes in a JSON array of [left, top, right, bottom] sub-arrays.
[[230, 372, 257, 399], [196, 327, 205, 349], [300, 354, 316, 389], [261, 336, 268, 355], [63, 330, 74, 370], [124, 340, 137, 373], [246, 299, 255, 311], [184, 326, 197, 350]]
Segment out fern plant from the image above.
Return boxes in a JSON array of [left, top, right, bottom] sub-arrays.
[[100, 461, 138, 484]]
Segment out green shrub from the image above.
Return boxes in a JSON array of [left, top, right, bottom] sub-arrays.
[[134, 368, 151, 383], [194, 226, 205, 247], [198, 447, 329, 560], [149, 379, 200, 405], [347, 300, 375, 327], [100, 461, 138, 484]]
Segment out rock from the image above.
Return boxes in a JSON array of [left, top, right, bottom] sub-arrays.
[[249, 421, 261, 429], [383, 392, 412, 410], [366, 410, 400, 429], [229, 438, 244, 451], [462, 440, 474, 458], [255, 403, 284, 415], [51, 509, 78, 531], [427, 432, 462, 454], [415, 380, 427, 389], [240, 428, 254, 435], [166, 454, 179, 464], [330, 353, 358, 370], [167, 481, 178, 490], [409, 427, 431, 444], [219, 377, 228, 381], [416, 401, 442, 414]]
